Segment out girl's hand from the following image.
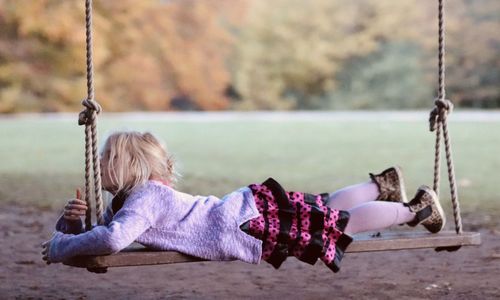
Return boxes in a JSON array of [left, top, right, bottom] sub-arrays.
[[41, 240, 51, 264], [63, 189, 88, 222], [41, 232, 63, 264]]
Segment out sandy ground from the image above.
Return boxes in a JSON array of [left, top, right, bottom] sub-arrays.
[[1, 203, 499, 300]]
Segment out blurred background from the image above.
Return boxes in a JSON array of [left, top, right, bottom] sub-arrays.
[[0, 0, 499, 215], [0, 0, 498, 113]]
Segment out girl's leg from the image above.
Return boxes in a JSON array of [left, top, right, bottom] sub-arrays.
[[344, 202, 415, 235], [326, 181, 380, 211]]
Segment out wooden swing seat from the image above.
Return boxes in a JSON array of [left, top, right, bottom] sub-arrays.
[[63, 231, 480, 269]]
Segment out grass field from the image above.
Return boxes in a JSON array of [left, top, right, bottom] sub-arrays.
[[1, 113, 499, 216]]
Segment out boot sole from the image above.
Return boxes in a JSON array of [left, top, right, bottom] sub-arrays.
[[418, 185, 446, 233]]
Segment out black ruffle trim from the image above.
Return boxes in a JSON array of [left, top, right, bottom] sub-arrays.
[[262, 178, 294, 269], [324, 210, 353, 273]]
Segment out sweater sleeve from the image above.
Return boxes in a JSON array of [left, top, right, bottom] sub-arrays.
[[48, 207, 152, 263], [103, 203, 114, 226]]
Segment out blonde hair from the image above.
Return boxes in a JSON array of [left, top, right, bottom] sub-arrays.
[[101, 131, 176, 195]]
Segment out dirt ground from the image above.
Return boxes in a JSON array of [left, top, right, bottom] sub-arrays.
[[1, 203, 499, 300]]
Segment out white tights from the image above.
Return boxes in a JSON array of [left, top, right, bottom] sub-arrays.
[[326, 181, 416, 235]]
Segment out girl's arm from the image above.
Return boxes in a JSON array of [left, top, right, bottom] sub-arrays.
[[102, 204, 114, 226], [46, 208, 152, 263], [42, 184, 167, 264]]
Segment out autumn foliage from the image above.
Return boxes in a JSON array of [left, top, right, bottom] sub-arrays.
[[0, 0, 498, 112]]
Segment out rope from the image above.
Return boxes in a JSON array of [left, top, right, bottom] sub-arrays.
[[79, 0, 104, 229], [429, 0, 462, 234]]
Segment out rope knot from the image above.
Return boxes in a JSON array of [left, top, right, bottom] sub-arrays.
[[78, 99, 102, 125], [435, 98, 453, 112], [429, 98, 453, 131]]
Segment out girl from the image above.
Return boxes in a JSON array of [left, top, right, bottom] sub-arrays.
[[42, 131, 445, 273]]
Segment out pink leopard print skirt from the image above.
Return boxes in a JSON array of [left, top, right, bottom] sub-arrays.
[[240, 178, 352, 273]]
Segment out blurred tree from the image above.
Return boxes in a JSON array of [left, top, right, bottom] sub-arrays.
[[231, 0, 429, 110], [324, 42, 432, 109], [0, 0, 244, 112], [230, 0, 499, 110], [0, 0, 498, 112], [433, 0, 500, 107], [0, 0, 88, 112]]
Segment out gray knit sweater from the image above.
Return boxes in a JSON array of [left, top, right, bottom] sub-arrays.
[[49, 180, 263, 264]]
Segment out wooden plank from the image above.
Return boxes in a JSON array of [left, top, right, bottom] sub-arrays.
[[65, 248, 204, 269], [347, 231, 481, 252], [63, 231, 481, 269]]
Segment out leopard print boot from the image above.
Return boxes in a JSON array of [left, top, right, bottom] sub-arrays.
[[406, 185, 446, 233], [369, 166, 408, 203]]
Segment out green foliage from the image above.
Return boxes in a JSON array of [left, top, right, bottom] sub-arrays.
[[443, 0, 500, 108], [231, 0, 430, 109], [324, 42, 433, 109], [231, 0, 500, 110], [231, 0, 377, 109]]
